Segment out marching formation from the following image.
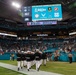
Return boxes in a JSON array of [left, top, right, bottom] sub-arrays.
[[16, 49, 47, 71]]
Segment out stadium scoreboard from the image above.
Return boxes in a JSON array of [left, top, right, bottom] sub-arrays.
[[22, 4, 62, 26]]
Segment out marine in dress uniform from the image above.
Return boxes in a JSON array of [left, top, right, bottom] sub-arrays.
[[23, 51, 27, 67], [35, 49, 42, 71], [16, 50, 21, 71], [25, 51, 32, 71], [42, 52, 47, 66], [21, 51, 25, 69]]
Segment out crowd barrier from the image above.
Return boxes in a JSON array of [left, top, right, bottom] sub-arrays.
[[0, 52, 76, 62], [0, 53, 17, 60]]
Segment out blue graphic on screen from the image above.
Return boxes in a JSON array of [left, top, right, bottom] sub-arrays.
[[32, 4, 62, 21]]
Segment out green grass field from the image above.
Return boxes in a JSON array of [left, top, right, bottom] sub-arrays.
[[0, 66, 26, 75], [0, 60, 76, 75]]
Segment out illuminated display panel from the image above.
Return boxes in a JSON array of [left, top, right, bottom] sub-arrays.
[[32, 4, 62, 21], [27, 21, 57, 26], [22, 4, 62, 25]]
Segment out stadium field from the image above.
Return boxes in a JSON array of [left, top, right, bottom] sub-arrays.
[[0, 66, 26, 75], [0, 60, 76, 75]]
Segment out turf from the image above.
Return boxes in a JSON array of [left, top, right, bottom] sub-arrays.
[[0, 66, 26, 75], [0, 60, 17, 65], [0, 60, 76, 75]]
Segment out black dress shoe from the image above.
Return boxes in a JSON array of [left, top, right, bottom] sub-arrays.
[[21, 67, 22, 69], [28, 69, 29, 71], [37, 68, 39, 71], [18, 68, 19, 71], [44, 64, 46, 66]]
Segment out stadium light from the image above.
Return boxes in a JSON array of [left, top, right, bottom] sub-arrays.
[[0, 32, 17, 37], [69, 32, 76, 35], [12, 2, 21, 8]]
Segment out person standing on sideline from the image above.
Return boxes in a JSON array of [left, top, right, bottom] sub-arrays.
[[54, 50, 59, 61], [68, 52, 73, 64], [12, 53, 15, 61]]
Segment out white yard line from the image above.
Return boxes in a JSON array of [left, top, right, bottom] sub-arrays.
[[0, 62, 62, 75]]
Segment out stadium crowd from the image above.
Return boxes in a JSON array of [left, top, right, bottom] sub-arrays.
[[0, 38, 76, 64]]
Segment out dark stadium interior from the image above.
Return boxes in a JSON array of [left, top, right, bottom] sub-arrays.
[[0, 0, 76, 39], [0, 1, 76, 75], [0, 0, 76, 23]]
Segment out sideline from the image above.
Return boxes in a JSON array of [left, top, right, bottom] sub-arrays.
[[0, 62, 62, 75]]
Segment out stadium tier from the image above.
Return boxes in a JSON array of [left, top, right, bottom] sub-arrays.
[[0, 0, 76, 75]]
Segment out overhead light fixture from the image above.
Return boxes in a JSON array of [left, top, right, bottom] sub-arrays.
[[0, 32, 17, 37], [69, 32, 76, 35], [12, 2, 21, 8]]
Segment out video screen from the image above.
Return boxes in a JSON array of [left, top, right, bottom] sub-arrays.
[[32, 4, 62, 21], [22, 4, 62, 26]]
